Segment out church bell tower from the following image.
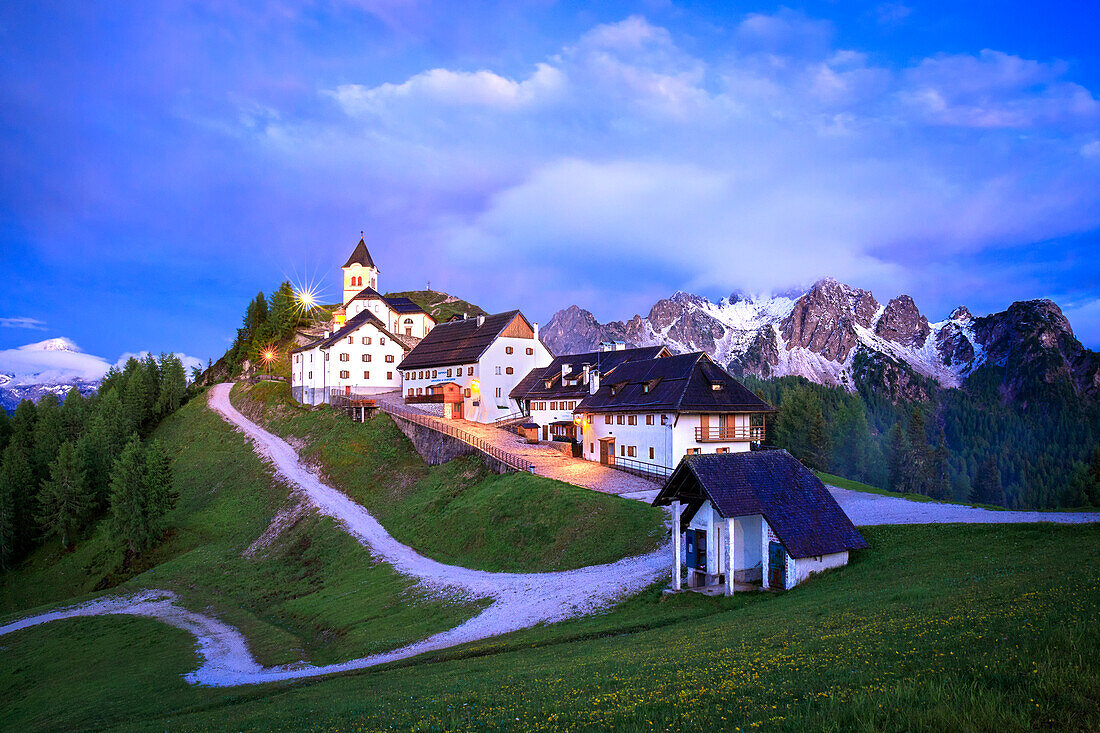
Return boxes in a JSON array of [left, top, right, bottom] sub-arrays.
[[342, 233, 379, 304]]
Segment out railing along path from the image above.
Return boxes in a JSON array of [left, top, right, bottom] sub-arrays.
[[379, 402, 528, 473]]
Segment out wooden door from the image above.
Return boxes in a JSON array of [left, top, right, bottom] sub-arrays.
[[599, 440, 615, 466], [453, 401, 463, 420], [769, 541, 786, 589]]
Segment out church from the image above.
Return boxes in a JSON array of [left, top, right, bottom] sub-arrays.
[[290, 236, 436, 405]]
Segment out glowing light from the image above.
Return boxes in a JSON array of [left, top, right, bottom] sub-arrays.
[[294, 286, 318, 312], [261, 348, 277, 364], [470, 379, 480, 393]]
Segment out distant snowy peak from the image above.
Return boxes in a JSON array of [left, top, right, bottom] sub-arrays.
[[21, 337, 82, 353], [543, 278, 1100, 402]]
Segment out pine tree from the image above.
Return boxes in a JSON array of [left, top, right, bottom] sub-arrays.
[[79, 390, 130, 504], [0, 408, 10, 454], [37, 442, 90, 548], [108, 437, 173, 556], [971, 456, 1004, 506], [0, 443, 35, 566], [244, 292, 269, 338], [887, 423, 910, 493], [268, 281, 298, 339], [927, 431, 951, 500], [10, 399, 37, 453], [143, 353, 162, 412], [32, 394, 64, 485], [155, 354, 187, 417], [60, 387, 87, 443], [123, 360, 155, 432], [905, 408, 930, 495]]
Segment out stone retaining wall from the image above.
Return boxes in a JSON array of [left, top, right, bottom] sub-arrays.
[[390, 415, 516, 474]]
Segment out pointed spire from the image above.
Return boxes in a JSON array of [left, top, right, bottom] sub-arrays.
[[342, 233, 378, 270]]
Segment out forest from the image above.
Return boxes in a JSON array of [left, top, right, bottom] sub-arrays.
[[0, 354, 189, 570], [747, 367, 1100, 510]]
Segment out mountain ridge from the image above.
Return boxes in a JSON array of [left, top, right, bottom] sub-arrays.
[[542, 278, 1099, 403]]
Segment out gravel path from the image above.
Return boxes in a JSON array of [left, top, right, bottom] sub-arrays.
[[829, 486, 1100, 525], [0, 384, 668, 688], [373, 391, 659, 495]]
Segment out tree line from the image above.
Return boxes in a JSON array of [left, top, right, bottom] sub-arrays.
[[0, 353, 192, 569], [222, 282, 303, 376], [749, 367, 1100, 510]]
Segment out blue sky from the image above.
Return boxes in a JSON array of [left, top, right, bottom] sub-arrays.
[[1, 0, 1098, 365]]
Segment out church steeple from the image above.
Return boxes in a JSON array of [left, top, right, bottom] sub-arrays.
[[342, 232, 380, 304]]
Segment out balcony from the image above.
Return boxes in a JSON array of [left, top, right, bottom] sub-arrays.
[[694, 426, 765, 442], [405, 393, 445, 404]]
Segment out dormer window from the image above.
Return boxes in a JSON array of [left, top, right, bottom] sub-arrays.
[[711, 383, 723, 391]]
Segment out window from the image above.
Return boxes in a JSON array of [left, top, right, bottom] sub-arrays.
[[308, 371, 312, 379], [361, 337, 369, 344], [416, 388, 423, 396], [324, 353, 329, 361], [385, 355, 395, 363], [468, 367, 474, 376], [506, 367, 513, 374], [362, 354, 370, 362], [387, 372, 393, 380], [604, 415, 613, 424], [408, 388, 413, 396], [627, 415, 637, 425], [526, 348, 534, 355], [495, 366, 502, 375], [711, 383, 723, 391], [464, 388, 471, 397], [716, 447, 729, 454], [550, 401, 557, 411], [649, 447, 655, 459], [505, 346, 513, 354], [495, 387, 502, 398], [617, 415, 625, 425], [620, 445, 626, 457], [686, 448, 700, 455], [432, 370, 438, 378], [627, 446, 637, 457], [339, 353, 350, 362], [294, 354, 299, 363], [661, 414, 669, 425], [590, 444, 594, 453], [339, 370, 350, 379], [646, 414, 655, 425], [447, 369, 452, 377], [380, 337, 386, 345], [404, 318, 413, 324], [364, 371, 370, 379], [347, 336, 353, 344]]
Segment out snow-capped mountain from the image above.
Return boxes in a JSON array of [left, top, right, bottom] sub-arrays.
[[0, 337, 112, 411], [543, 279, 1100, 402]]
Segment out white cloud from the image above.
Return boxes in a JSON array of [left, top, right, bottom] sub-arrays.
[[1062, 299, 1100, 348], [0, 317, 47, 330], [0, 338, 112, 385]]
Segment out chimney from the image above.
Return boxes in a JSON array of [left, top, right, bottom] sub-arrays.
[[476, 314, 485, 328], [562, 363, 572, 379], [323, 330, 330, 339], [589, 370, 601, 395], [534, 321, 539, 340], [582, 363, 590, 383]]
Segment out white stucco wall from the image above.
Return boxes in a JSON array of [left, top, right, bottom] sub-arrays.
[[790, 551, 849, 586], [679, 502, 763, 582], [291, 320, 406, 405], [578, 412, 754, 470]]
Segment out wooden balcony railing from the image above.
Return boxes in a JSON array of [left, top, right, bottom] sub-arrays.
[[404, 393, 445, 404], [379, 402, 528, 473], [694, 426, 766, 442]]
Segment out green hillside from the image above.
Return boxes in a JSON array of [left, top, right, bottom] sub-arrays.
[[385, 289, 489, 322]]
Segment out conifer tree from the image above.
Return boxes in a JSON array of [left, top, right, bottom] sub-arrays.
[[60, 387, 87, 443], [0, 443, 35, 566], [144, 439, 175, 521], [155, 354, 187, 417], [971, 456, 1004, 506], [10, 399, 37, 452], [123, 359, 155, 432], [79, 390, 130, 502], [37, 442, 90, 548], [0, 408, 10, 454], [887, 423, 910, 493], [268, 281, 298, 339], [32, 394, 64, 485], [108, 437, 174, 556]]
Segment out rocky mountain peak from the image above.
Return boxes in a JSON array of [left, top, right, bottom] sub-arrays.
[[875, 295, 930, 348], [779, 279, 874, 362], [949, 306, 973, 322]]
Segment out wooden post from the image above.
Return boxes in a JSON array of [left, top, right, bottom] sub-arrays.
[[725, 517, 735, 596], [671, 501, 682, 591]]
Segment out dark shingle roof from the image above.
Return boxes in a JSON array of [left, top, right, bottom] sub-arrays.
[[576, 352, 774, 414], [509, 367, 546, 400], [384, 296, 430, 316], [343, 237, 378, 269], [290, 309, 402, 353], [653, 450, 868, 559], [510, 345, 670, 401], [398, 311, 529, 370]]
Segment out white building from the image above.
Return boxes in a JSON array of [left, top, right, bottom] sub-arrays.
[[291, 236, 436, 405], [652, 450, 869, 594], [573, 352, 775, 475], [511, 344, 671, 442], [399, 311, 553, 423]]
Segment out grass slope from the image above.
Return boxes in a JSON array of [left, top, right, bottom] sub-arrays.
[[231, 380, 666, 572], [1, 394, 482, 667], [2, 523, 1097, 732], [385, 289, 489, 322]]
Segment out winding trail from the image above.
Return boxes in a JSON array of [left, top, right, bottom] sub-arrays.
[[0, 384, 667, 687], [5, 383, 1097, 686]]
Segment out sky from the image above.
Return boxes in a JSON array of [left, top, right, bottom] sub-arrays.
[[1, 0, 1099, 368]]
